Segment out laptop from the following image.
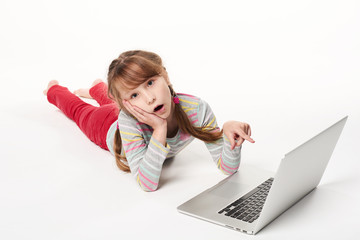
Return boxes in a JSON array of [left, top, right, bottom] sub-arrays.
[[177, 116, 348, 234]]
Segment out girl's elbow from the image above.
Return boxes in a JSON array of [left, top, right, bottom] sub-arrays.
[[138, 182, 159, 192], [135, 172, 160, 192], [218, 163, 240, 175], [222, 169, 238, 176]]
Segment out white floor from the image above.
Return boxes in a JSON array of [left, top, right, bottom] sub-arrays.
[[1, 1, 360, 239]]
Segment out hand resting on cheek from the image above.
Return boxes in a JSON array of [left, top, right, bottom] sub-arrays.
[[122, 100, 167, 131]]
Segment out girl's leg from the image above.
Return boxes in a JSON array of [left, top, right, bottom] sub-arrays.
[[89, 81, 114, 106], [46, 84, 119, 151]]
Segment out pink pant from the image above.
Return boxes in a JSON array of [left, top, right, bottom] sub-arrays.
[[47, 82, 119, 151]]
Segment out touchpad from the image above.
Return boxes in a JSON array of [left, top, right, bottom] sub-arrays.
[[209, 182, 248, 199]]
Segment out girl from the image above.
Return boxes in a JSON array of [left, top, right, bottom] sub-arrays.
[[44, 50, 255, 192]]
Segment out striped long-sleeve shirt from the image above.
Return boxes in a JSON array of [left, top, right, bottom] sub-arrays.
[[106, 93, 241, 191]]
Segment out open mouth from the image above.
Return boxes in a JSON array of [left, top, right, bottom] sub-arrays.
[[154, 104, 164, 112]]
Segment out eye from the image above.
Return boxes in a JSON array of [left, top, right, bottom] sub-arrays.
[[147, 79, 154, 86], [131, 93, 138, 99]]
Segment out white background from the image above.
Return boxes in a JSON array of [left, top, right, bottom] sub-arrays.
[[1, 0, 359, 239]]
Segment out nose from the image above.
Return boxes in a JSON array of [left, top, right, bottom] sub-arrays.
[[144, 91, 156, 105]]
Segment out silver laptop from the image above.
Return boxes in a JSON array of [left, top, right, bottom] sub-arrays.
[[177, 116, 348, 234]]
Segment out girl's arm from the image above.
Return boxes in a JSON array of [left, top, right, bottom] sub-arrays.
[[199, 99, 252, 175], [118, 118, 170, 192], [119, 102, 170, 192], [204, 130, 242, 175]]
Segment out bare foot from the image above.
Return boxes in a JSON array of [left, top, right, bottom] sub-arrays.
[[73, 79, 104, 99], [92, 78, 103, 87], [43, 80, 59, 96], [73, 88, 92, 99]]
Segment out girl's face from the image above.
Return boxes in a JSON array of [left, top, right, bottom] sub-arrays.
[[119, 75, 173, 119]]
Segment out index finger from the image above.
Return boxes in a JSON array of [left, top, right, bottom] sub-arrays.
[[123, 100, 142, 117], [122, 100, 133, 112], [244, 134, 255, 143], [237, 130, 255, 144]]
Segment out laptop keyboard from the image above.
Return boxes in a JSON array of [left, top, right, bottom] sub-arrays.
[[218, 178, 274, 223]]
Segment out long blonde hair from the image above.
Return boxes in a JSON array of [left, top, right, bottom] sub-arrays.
[[107, 50, 223, 172]]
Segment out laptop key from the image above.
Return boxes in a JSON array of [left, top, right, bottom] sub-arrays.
[[218, 178, 274, 222]]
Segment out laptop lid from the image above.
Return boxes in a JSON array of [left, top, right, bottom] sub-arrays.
[[254, 116, 348, 233]]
